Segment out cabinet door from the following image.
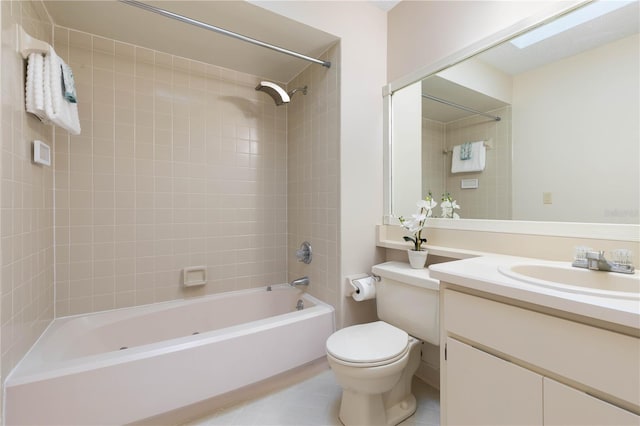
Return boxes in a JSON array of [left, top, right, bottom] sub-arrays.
[[445, 337, 543, 426], [544, 378, 640, 426]]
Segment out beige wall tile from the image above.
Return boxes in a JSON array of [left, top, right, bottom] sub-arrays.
[[1, 0, 55, 392]]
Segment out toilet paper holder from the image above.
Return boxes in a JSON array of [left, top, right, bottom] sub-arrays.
[[345, 273, 380, 298]]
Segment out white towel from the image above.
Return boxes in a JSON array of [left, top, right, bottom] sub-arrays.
[[43, 47, 81, 135], [451, 141, 486, 173], [26, 53, 47, 121]]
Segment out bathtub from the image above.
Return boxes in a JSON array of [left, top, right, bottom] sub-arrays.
[[5, 285, 335, 425]]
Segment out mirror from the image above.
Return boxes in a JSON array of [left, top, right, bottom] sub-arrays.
[[388, 1, 639, 225]]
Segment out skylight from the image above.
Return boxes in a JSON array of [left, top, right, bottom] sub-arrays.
[[510, 0, 635, 49]]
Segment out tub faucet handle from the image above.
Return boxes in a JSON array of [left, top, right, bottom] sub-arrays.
[[296, 241, 312, 264]]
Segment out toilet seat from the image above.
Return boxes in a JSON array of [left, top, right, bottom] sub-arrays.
[[326, 321, 409, 367]]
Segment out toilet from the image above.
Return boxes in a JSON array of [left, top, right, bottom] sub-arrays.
[[326, 261, 440, 426]]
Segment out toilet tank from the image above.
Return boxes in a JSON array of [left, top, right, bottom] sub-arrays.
[[371, 261, 440, 345]]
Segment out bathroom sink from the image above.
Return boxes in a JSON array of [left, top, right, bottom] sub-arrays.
[[498, 263, 640, 300]]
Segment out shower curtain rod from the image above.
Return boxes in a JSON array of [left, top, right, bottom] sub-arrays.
[[422, 93, 501, 121], [119, 0, 331, 69]]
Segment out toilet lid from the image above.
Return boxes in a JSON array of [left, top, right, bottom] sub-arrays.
[[326, 321, 409, 364]]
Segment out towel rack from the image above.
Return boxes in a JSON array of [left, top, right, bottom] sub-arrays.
[[442, 140, 492, 154], [17, 25, 51, 59]]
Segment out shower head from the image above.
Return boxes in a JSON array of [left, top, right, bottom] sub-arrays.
[[255, 81, 308, 106], [255, 81, 290, 106]]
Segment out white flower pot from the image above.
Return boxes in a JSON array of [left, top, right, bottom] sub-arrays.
[[407, 249, 428, 269]]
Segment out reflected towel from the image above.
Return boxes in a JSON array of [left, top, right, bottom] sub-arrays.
[[451, 141, 485, 173]]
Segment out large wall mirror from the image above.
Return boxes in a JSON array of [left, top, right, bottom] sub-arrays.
[[386, 1, 639, 230]]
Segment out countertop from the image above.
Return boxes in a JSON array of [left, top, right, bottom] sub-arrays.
[[429, 255, 640, 333]]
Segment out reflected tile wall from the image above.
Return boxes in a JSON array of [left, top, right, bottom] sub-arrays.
[[0, 0, 55, 405], [54, 27, 288, 316], [422, 118, 445, 199], [443, 106, 512, 220]]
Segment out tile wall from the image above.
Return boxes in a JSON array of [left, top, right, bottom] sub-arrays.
[[0, 4, 341, 418], [286, 45, 340, 317], [0, 0, 55, 406], [421, 118, 445, 201], [53, 27, 290, 316]]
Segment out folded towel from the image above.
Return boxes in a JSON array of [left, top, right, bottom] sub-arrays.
[[60, 60, 77, 103], [43, 47, 81, 135], [451, 141, 486, 173], [26, 53, 48, 121]]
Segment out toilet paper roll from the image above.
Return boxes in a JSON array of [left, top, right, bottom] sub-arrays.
[[351, 276, 376, 301]]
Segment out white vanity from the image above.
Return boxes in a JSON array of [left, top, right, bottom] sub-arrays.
[[430, 256, 640, 425]]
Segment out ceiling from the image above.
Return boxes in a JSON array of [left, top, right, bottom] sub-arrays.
[[44, 1, 340, 84], [420, 0, 639, 123]]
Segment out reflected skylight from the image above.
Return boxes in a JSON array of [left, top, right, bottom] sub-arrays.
[[510, 0, 635, 49]]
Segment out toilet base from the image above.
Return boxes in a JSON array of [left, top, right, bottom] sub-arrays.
[[385, 393, 416, 425], [336, 339, 422, 426], [338, 391, 416, 426]]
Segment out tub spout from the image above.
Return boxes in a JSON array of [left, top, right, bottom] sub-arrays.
[[290, 276, 310, 287]]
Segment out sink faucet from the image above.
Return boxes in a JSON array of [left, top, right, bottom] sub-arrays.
[[572, 250, 635, 274], [290, 276, 310, 287]]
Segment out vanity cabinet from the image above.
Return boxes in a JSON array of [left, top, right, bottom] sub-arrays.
[[441, 288, 640, 425], [446, 337, 542, 425]]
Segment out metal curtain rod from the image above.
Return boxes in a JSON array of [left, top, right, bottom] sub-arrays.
[[119, 0, 331, 69], [422, 93, 501, 121]]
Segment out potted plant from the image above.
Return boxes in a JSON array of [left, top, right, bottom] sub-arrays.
[[398, 194, 437, 268]]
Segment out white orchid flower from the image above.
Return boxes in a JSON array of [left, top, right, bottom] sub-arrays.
[[411, 213, 427, 222]]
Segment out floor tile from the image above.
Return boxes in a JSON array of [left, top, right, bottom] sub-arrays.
[[187, 369, 439, 426]]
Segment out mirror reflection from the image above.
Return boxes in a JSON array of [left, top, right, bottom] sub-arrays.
[[390, 1, 639, 224]]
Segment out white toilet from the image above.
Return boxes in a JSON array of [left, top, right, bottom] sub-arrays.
[[326, 261, 440, 426]]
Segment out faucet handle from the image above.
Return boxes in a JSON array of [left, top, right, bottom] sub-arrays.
[[611, 249, 633, 267]]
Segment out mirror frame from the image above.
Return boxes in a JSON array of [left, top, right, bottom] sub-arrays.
[[382, 0, 639, 242]]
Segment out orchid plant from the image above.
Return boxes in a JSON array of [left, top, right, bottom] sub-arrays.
[[398, 193, 437, 251], [440, 192, 461, 219]]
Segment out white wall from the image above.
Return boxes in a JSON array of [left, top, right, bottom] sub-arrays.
[[252, 1, 388, 327], [512, 34, 639, 224]]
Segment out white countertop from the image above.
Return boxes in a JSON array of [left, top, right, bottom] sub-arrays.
[[429, 255, 640, 331]]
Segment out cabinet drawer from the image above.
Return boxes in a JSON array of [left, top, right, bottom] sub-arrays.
[[544, 378, 640, 425], [446, 337, 543, 425], [444, 289, 640, 410]]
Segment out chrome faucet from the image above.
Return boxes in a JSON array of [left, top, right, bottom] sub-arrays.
[[290, 276, 310, 287], [572, 250, 635, 274]]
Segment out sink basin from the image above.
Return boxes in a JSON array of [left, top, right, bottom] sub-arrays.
[[498, 263, 640, 300]]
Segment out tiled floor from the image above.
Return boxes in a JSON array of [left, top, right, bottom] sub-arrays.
[[187, 369, 440, 426]]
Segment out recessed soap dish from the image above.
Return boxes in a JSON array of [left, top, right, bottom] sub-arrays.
[[183, 266, 207, 287]]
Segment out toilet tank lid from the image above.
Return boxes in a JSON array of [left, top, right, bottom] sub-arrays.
[[326, 321, 408, 363], [372, 261, 440, 291]]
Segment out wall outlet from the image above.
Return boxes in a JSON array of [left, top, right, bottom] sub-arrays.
[[543, 192, 553, 204]]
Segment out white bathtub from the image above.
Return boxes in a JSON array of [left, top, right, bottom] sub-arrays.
[[5, 285, 335, 425]]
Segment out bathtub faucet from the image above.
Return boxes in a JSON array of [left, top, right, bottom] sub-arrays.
[[290, 276, 310, 287]]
